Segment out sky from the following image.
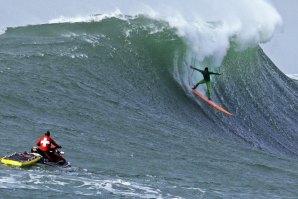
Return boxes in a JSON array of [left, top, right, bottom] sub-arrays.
[[0, 0, 297, 74], [262, 0, 298, 74]]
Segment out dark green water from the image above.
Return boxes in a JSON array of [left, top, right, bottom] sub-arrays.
[[0, 16, 297, 198]]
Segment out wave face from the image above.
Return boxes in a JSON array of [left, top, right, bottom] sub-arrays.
[[0, 16, 298, 198]]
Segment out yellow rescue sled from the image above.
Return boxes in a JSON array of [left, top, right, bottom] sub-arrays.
[[1, 153, 41, 167]]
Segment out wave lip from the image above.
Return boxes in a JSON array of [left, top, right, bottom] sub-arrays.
[[287, 74, 298, 80], [1, 0, 282, 65], [48, 9, 128, 24], [0, 27, 7, 35]]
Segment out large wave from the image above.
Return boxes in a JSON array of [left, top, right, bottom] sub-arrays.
[[1, 14, 297, 158]]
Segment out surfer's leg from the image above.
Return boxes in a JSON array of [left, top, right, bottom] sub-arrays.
[[206, 81, 211, 100], [192, 79, 206, 89]]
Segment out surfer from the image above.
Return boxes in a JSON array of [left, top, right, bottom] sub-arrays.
[[190, 65, 221, 100], [36, 131, 62, 162]]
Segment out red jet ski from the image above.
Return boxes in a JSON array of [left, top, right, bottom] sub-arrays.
[[31, 146, 70, 168]]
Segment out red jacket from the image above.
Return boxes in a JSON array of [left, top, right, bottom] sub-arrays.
[[36, 135, 60, 152]]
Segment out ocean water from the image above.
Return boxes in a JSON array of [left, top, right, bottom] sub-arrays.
[[0, 5, 297, 199]]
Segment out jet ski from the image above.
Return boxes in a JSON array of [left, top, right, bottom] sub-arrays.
[[1, 146, 70, 168], [31, 146, 71, 168]]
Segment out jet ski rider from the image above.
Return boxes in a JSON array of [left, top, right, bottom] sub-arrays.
[[36, 131, 62, 161]]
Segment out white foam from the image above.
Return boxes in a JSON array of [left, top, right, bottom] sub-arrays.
[[26, 171, 168, 198], [287, 74, 298, 80], [76, 178, 163, 198], [0, 173, 38, 189], [142, 0, 282, 65], [48, 9, 125, 24], [0, 27, 6, 34]]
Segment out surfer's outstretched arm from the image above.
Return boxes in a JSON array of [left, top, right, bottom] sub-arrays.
[[209, 72, 222, 75], [190, 65, 203, 73]]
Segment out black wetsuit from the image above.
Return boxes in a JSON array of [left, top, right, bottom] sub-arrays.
[[191, 66, 221, 99], [192, 68, 220, 81]]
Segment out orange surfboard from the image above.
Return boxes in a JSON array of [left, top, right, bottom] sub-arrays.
[[192, 89, 234, 116]]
